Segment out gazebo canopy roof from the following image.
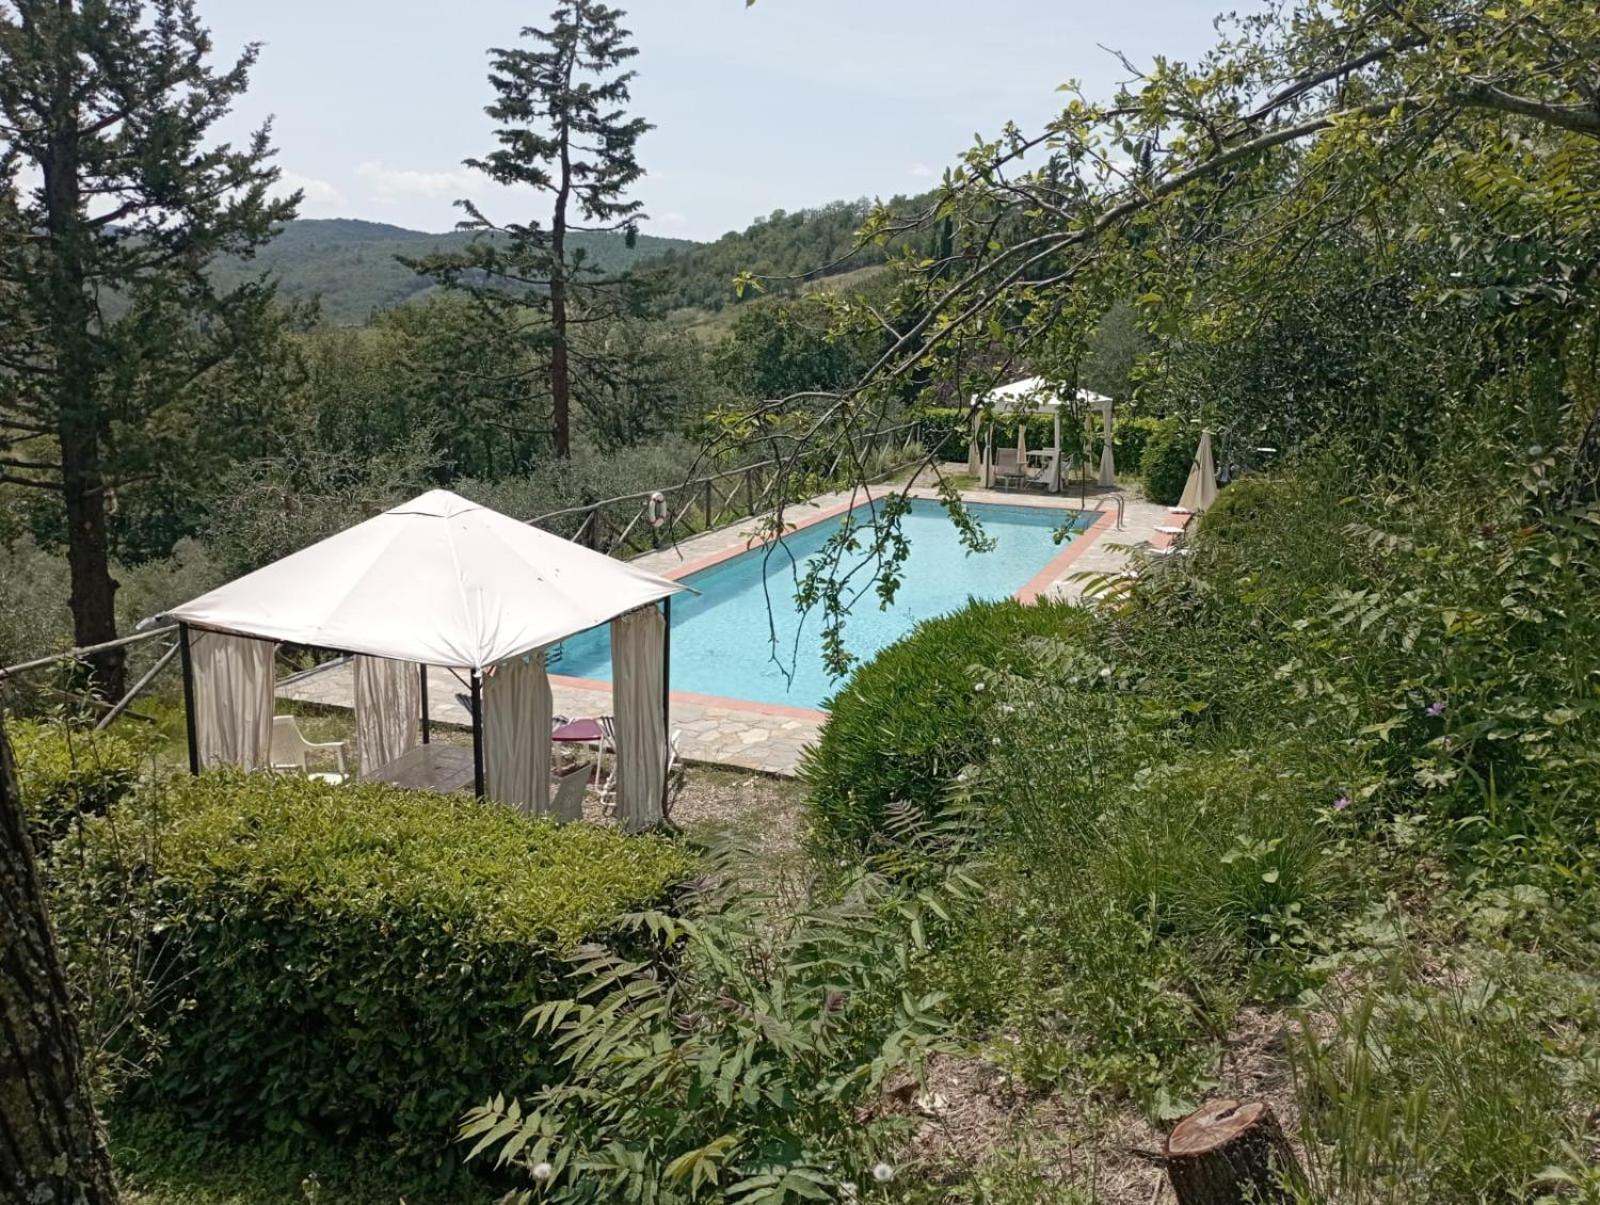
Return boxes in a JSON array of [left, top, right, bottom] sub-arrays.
[[165, 489, 686, 670], [978, 376, 1112, 414]]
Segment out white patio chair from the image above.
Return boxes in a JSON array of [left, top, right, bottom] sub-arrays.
[[664, 729, 686, 819], [991, 448, 1023, 488], [597, 726, 684, 820], [549, 763, 590, 823], [270, 715, 348, 784]]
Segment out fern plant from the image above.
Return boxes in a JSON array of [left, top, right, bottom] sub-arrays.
[[463, 805, 983, 1203]]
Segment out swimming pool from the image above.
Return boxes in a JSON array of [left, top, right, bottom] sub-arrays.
[[553, 498, 1095, 710]]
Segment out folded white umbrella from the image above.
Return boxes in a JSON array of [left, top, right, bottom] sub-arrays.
[[1177, 429, 1218, 513]]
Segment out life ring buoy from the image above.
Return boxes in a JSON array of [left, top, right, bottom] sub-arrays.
[[647, 491, 668, 529]]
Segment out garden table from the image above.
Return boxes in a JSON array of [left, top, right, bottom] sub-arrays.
[[363, 744, 476, 793]]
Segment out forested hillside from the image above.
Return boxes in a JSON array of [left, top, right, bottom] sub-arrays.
[[213, 199, 924, 326], [639, 195, 935, 312], [211, 218, 699, 324]]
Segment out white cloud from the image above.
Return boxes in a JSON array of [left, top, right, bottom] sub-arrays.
[[909, 162, 935, 179], [274, 170, 343, 214], [356, 159, 482, 204], [656, 211, 689, 228]]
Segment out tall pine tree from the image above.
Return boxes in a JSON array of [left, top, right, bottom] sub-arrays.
[[0, 0, 296, 696], [412, 0, 651, 460]]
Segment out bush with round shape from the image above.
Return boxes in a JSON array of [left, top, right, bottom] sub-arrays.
[[53, 771, 697, 1182], [1141, 420, 1198, 505], [802, 597, 1089, 847]]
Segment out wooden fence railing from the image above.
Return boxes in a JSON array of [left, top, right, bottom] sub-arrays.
[[526, 420, 926, 559]]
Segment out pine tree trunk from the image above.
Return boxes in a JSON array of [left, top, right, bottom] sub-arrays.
[[548, 115, 573, 461], [549, 262, 572, 461], [0, 717, 121, 1205], [1164, 1099, 1304, 1205], [43, 21, 124, 698], [59, 423, 124, 698]]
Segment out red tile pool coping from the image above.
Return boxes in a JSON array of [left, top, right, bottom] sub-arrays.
[[555, 489, 1124, 725], [1016, 505, 1118, 603], [550, 672, 830, 723]]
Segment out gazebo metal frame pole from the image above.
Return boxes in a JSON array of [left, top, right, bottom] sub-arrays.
[[661, 596, 672, 811], [418, 664, 431, 745], [469, 669, 485, 798], [178, 623, 199, 776]]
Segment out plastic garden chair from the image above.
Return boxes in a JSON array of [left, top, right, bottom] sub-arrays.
[[270, 715, 349, 784]]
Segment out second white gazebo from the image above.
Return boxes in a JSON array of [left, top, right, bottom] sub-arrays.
[[967, 376, 1116, 492], [161, 490, 687, 831]]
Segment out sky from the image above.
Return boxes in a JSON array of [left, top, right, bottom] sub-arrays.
[[199, 0, 1240, 242]]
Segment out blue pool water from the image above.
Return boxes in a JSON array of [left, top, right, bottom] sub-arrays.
[[554, 498, 1093, 710]]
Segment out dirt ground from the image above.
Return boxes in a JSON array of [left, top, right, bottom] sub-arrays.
[[887, 1006, 1301, 1203]]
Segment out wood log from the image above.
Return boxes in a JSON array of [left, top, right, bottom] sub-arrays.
[[1164, 1099, 1304, 1205]]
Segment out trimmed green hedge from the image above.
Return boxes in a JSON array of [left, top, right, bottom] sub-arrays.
[[56, 772, 697, 1178], [10, 719, 148, 850], [1097, 414, 1162, 474], [802, 598, 1090, 847], [1140, 419, 1197, 505]]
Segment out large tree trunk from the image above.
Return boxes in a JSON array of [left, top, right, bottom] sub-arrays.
[[0, 717, 121, 1205], [548, 156, 573, 459], [43, 24, 125, 698], [548, 257, 572, 461], [546, 37, 576, 462], [59, 423, 124, 699]]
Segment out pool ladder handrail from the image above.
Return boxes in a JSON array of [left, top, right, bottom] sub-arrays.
[[1096, 492, 1125, 531]]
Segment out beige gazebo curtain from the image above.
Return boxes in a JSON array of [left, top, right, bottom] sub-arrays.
[[354, 654, 419, 776], [610, 606, 667, 833], [483, 650, 553, 815], [189, 629, 275, 770], [1098, 404, 1117, 487]]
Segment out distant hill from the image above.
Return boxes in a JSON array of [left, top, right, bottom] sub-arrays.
[[216, 218, 700, 325], [639, 194, 936, 313], [225, 196, 938, 326]]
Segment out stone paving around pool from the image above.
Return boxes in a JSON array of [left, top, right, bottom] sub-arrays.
[[276, 475, 1188, 778]]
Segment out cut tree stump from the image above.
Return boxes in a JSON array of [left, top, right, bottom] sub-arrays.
[[1164, 1099, 1305, 1204]]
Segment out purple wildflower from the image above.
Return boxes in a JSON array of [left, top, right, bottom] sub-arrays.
[[1426, 700, 1446, 718], [1332, 795, 1351, 812]]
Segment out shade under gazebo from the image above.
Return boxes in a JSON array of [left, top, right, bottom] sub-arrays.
[[967, 377, 1116, 493]]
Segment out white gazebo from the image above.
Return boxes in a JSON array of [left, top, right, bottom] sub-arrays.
[[966, 376, 1116, 493], [161, 490, 687, 831]]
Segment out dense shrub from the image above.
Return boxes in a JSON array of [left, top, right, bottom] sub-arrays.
[[1139, 419, 1197, 504], [801, 598, 1090, 846], [10, 719, 149, 849], [1101, 414, 1162, 474], [54, 772, 697, 1178], [463, 827, 978, 1200]]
